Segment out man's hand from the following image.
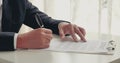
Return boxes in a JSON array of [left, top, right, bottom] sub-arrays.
[[17, 28, 53, 49], [58, 22, 86, 42]]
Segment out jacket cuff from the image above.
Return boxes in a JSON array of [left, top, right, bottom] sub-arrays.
[[0, 32, 15, 51]]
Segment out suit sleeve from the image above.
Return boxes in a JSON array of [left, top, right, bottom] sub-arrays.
[[0, 32, 15, 51], [23, 0, 69, 34]]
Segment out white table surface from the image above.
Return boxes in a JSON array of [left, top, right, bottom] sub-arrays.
[[0, 35, 120, 63]]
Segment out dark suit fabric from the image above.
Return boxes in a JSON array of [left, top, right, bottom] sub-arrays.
[[0, 0, 66, 51]]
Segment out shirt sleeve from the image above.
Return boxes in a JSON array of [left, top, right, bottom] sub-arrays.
[[14, 33, 18, 49]]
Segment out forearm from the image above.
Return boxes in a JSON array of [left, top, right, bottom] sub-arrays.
[[23, 0, 69, 35]]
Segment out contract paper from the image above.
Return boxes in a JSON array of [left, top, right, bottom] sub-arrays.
[[42, 39, 115, 55]]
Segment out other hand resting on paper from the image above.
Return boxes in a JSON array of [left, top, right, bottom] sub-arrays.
[[58, 22, 86, 42]]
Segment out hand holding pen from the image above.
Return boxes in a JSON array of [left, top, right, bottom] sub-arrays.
[[17, 13, 53, 49]]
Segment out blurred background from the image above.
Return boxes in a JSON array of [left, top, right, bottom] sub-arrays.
[[19, 0, 120, 40]]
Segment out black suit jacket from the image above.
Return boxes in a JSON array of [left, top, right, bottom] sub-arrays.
[[0, 0, 66, 51]]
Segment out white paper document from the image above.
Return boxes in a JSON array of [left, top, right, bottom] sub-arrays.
[[42, 39, 116, 55], [0, 58, 13, 63], [110, 58, 120, 63]]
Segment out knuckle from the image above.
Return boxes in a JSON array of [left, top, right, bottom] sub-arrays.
[[47, 34, 53, 39], [50, 30, 53, 34], [44, 29, 53, 34], [38, 32, 45, 36], [81, 28, 85, 31], [36, 28, 43, 32], [74, 24, 77, 27], [47, 29, 53, 33], [41, 32, 45, 35], [79, 27, 85, 31]]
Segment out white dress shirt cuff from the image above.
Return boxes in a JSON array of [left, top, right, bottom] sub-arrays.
[[14, 33, 18, 49]]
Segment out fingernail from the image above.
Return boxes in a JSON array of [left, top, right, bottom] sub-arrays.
[[61, 36, 65, 40], [62, 36, 65, 39], [83, 39, 87, 42]]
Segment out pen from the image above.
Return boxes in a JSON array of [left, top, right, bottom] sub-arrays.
[[35, 13, 44, 28]]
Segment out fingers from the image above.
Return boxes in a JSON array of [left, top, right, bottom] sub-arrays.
[[71, 32, 79, 42], [43, 28, 52, 34], [44, 34, 53, 40], [36, 34, 51, 49], [40, 37, 51, 48], [36, 28, 52, 34], [79, 27, 86, 36], [74, 25, 86, 42], [69, 24, 79, 42]]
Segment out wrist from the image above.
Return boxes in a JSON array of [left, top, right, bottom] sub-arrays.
[[16, 34, 24, 49]]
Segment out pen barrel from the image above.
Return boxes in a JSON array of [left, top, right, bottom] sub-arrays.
[[35, 13, 44, 28]]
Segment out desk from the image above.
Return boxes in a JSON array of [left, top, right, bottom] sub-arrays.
[[0, 35, 120, 63]]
